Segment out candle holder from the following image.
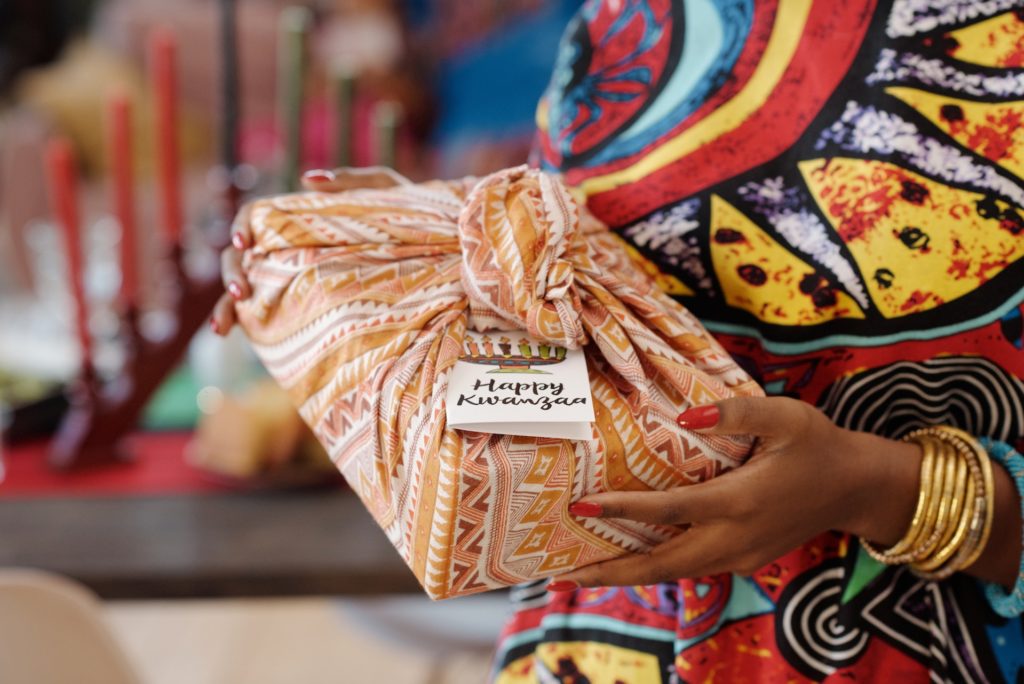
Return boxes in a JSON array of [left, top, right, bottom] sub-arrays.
[[41, 11, 247, 470], [48, 242, 228, 470], [41, 3, 394, 470]]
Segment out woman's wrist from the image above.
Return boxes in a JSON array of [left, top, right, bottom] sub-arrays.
[[836, 430, 1021, 588], [837, 429, 923, 546]]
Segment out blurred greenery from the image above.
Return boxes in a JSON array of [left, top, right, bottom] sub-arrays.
[[142, 364, 202, 430]]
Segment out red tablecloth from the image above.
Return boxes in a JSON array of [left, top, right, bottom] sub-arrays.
[[1, 433, 227, 498]]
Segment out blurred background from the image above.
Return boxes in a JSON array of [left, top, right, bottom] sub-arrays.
[[0, 1, 579, 681]]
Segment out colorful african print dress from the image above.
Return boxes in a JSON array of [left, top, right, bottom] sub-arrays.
[[493, 0, 1024, 681]]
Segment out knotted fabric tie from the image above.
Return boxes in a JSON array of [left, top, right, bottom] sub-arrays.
[[458, 166, 587, 350]]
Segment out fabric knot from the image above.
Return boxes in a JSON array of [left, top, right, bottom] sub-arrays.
[[457, 165, 588, 350]]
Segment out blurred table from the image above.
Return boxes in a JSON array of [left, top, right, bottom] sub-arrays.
[[0, 491, 421, 599]]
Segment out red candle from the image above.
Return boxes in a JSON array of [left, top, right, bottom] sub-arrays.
[[45, 139, 92, 370], [150, 28, 182, 246], [108, 93, 138, 308]]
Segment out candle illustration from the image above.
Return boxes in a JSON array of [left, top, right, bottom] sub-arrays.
[[460, 337, 568, 374], [518, 338, 532, 358]]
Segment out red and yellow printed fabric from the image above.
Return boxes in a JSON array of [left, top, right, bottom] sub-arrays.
[[235, 165, 761, 599]]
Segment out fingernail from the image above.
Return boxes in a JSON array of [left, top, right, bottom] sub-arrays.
[[677, 405, 720, 430], [546, 580, 579, 592], [569, 501, 602, 517], [209, 316, 221, 334], [227, 281, 243, 300], [302, 169, 335, 183], [231, 232, 248, 250]]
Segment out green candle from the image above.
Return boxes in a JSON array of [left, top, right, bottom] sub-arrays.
[[278, 6, 312, 191], [331, 61, 356, 168], [373, 100, 401, 169]]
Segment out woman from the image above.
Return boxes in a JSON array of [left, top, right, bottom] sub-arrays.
[[215, 1, 1024, 680]]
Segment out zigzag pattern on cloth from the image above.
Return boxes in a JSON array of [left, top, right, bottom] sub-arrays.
[[236, 165, 762, 598]]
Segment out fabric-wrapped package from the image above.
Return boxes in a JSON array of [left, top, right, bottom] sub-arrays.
[[235, 165, 762, 599]]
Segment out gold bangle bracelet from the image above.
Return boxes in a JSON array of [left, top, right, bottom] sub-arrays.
[[887, 436, 934, 557], [917, 440, 970, 569], [912, 469, 976, 573], [923, 443, 968, 563], [910, 428, 982, 574], [860, 425, 995, 575], [910, 439, 958, 561], [860, 435, 938, 565], [903, 436, 948, 562], [916, 476, 982, 580], [956, 429, 995, 572], [909, 426, 993, 578], [913, 432, 983, 573]]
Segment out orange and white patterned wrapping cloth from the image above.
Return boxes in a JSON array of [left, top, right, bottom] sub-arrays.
[[236, 165, 762, 599]]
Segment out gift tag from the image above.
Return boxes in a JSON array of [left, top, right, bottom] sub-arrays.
[[445, 331, 595, 440]]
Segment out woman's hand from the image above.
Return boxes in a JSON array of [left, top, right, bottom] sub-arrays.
[[546, 396, 925, 590], [210, 167, 405, 336]]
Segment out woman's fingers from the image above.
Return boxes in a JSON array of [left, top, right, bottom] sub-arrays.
[[220, 243, 250, 300], [300, 167, 407, 193], [548, 532, 714, 589], [210, 292, 236, 336], [677, 395, 814, 438], [301, 168, 337, 189], [570, 480, 731, 526], [229, 202, 253, 252], [224, 201, 253, 303], [214, 201, 253, 336]]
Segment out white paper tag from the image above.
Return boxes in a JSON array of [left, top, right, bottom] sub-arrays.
[[445, 331, 595, 440]]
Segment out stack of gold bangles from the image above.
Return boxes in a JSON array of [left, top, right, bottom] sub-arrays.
[[860, 426, 995, 579]]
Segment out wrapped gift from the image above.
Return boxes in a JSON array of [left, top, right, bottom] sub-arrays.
[[235, 165, 761, 599]]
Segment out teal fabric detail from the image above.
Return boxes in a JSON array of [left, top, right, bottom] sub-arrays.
[[979, 437, 1024, 619]]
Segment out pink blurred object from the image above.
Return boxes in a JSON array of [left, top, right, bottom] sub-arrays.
[[0, 110, 52, 292], [238, 95, 387, 172]]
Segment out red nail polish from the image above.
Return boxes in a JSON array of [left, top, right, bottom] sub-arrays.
[[569, 501, 603, 517], [209, 317, 221, 334], [227, 282, 243, 300], [546, 580, 579, 592], [302, 170, 335, 183], [677, 405, 720, 430], [231, 232, 248, 250]]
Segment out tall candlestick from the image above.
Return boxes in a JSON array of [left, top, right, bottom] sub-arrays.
[[45, 139, 92, 373], [219, 0, 239, 175], [108, 93, 138, 309], [150, 28, 182, 247], [373, 101, 401, 169], [331, 62, 356, 168], [278, 6, 311, 191]]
